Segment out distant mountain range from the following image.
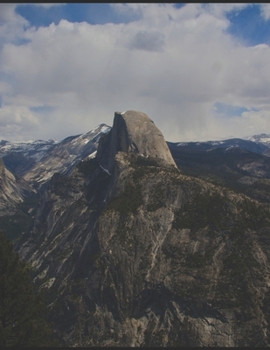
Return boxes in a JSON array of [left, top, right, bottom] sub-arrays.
[[1, 130, 270, 188], [1, 132, 270, 160], [245, 133, 270, 145], [169, 133, 270, 157]]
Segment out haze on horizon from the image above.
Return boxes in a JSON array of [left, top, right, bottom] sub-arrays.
[[0, 3, 270, 143]]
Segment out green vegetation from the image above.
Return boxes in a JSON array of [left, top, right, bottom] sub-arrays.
[[0, 194, 38, 242], [77, 158, 99, 176], [238, 198, 270, 229], [134, 156, 161, 167], [143, 328, 167, 347], [0, 231, 58, 347], [183, 249, 214, 268], [114, 220, 133, 247], [263, 290, 270, 343], [171, 146, 270, 205], [106, 182, 143, 215], [172, 191, 228, 234], [0, 211, 31, 241], [132, 165, 160, 183], [146, 186, 166, 212], [131, 155, 178, 182], [107, 155, 177, 214], [213, 223, 261, 310], [168, 184, 269, 315]]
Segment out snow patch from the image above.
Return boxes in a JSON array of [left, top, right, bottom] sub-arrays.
[[210, 141, 224, 145], [100, 125, 111, 133], [100, 165, 111, 175], [87, 150, 97, 159], [41, 277, 55, 289], [225, 145, 239, 151], [90, 124, 111, 135], [244, 133, 270, 145], [35, 266, 49, 281]]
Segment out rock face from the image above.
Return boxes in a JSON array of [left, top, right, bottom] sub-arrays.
[[0, 158, 35, 241], [0, 158, 23, 215], [13, 111, 270, 346], [97, 111, 177, 173]]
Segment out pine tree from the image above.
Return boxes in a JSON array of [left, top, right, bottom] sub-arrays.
[[0, 231, 58, 347]]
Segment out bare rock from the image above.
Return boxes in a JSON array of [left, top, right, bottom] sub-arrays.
[[97, 110, 177, 173]]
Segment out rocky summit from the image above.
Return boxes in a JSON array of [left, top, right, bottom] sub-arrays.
[[1, 111, 270, 346], [97, 110, 177, 174]]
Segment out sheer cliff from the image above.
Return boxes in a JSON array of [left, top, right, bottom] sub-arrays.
[[17, 111, 270, 346], [96, 110, 177, 174]]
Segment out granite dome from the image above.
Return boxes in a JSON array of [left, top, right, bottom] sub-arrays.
[[96, 110, 177, 173]]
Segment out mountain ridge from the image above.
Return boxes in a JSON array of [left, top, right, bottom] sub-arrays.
[[1, 112, 270, 346], [2, 131, 270, 163], [1, 124, 110, 188]]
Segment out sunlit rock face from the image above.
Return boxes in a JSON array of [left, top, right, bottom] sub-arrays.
[[96, 110, 177, 174]]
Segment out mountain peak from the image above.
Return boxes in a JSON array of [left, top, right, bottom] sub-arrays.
[[96, 110, 177, 173], [245, 133, 270, 145]]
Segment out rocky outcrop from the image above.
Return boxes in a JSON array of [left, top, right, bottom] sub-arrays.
[[97, 111, 177, 174]]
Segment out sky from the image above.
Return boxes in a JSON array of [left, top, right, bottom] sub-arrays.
[[1, 3, 270, 142]]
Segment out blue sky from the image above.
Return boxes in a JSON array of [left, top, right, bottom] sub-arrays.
[[15, 4, 136, 27], [226, 4, 270, 46], [14, 3, 270, 46], [0, 3, 270, 142]]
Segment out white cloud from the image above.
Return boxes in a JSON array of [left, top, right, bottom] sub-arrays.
[[0, 4, 29, 46], [0, 105, 39, 141], [1, 3, 270, 142], [260, 4, 270, 20], [32, 3, 65, 8]]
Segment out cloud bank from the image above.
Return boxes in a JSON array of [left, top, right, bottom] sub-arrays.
[[0, 3, 270, 142]]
